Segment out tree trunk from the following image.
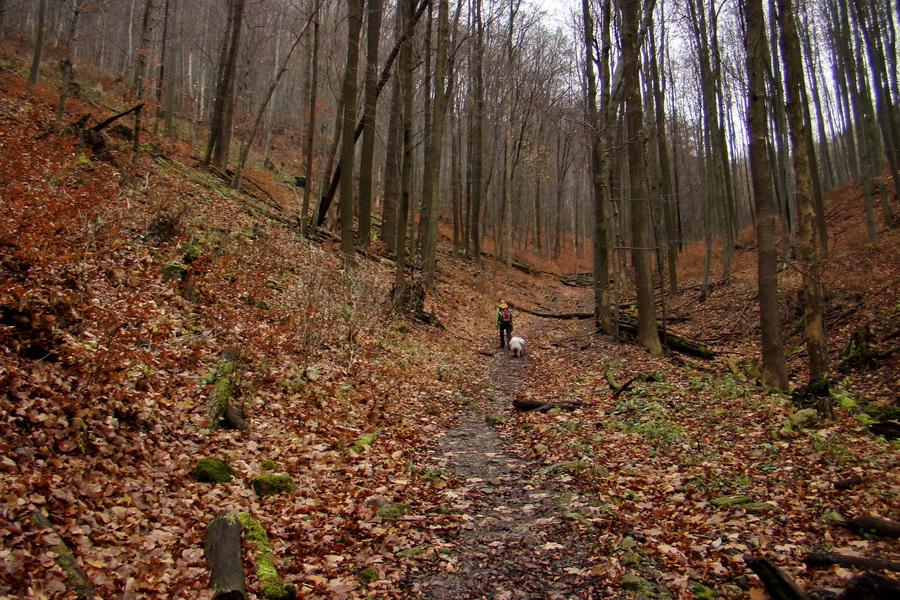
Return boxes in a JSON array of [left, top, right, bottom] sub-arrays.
[[778, 0, 829, 397], [301, 9, 321, 236], [743, 0, 788, 391], [56, 1, 81, 122], [421, 0, 450, 288], [393, 0, 415, 299], [357, 0, 383, 248], [470, 0, 484, 268], [203, 0, 246, 171], [28, 0, 47, 86], [582, 0, 613, 335], [619, 0, 662, 356], [339, 0, 363, 269]]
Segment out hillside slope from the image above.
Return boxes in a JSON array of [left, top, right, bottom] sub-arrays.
[[1, 63, 899, 600]]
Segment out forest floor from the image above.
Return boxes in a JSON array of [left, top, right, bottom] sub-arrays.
[[1, 55, 899, 600]]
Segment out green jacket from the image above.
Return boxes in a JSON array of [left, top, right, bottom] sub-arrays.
[[496, 307, 513, 328]]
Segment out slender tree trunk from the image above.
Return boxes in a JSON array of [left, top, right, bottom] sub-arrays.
[[649, 13, 677, 295], [743, 0, 788, 391], [56, 1, 80, 122], [340, 0, 363, 269], [394, 0, 415, 297], [28, 0, 47, 86], [301, 9, 321, 236], [620, 0, 661, 356], [132, 0, 155, 97], [164, 0, 179, 139], [382, 4, 403, 252], [421, 0, 449, 288], [357, 0, 383, 248], [203, 0, 245, 171], [470, 0, 484, 268], [231, 17, 313, 188], [778, 0, 829, 404], [582, 0, 612, 334]]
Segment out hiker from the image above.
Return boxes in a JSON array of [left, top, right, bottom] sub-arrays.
[[496, 302, 513, 348]]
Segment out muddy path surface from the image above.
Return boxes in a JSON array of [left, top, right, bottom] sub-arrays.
[[403, 324, 608, 600]]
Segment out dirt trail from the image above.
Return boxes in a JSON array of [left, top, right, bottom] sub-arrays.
[[405, 329, 604, 600]]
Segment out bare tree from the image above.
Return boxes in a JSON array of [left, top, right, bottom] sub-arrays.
[[743, 0, 788, 391], [619, 0, 662, 356], [777, 0, 830, 415], [339, 0, 364, 268], [27, 0, 48, 86], [357, 0, 384, 248]]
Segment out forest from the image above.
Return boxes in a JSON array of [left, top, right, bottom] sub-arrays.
[[0, 0, 898, 598]]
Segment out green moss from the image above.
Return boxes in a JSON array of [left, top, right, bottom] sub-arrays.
[[206, 375, 233, 430], [357, 566, 380, 583], [192, 457, 235, 483], [251, 472, 294, 497], [347, 429, 380, 454], [237, 513, 296, 600], [261, 460, 278, 471], [485, 414, 505, 427], [709, 495, 751, 507], [376, 502, 409, 519]]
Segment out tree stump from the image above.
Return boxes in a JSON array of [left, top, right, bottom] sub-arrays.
[[204, 512, 247, 600]]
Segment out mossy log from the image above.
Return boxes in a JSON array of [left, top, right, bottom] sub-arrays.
[[236, 513, 295, 600], [204, 512, 247, 600], [32, 512, 96, 599], [206, 353, 247, 431], [842, 515, 900, 539], [742, 555, 808, 600]]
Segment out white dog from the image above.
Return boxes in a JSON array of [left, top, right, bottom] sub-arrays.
[[509, 336, 525, 358]]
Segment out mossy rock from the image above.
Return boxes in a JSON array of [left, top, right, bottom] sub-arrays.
[[376, 502, 409, 520], [357, 566, 380, 583], [251, 472, 295, 497], [192, 457, 235, 483], [790, 408, 819, 429], [261, 460, 278, 471], [534, 443, 548, 454]]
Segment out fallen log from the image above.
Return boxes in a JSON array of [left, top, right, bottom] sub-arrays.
[[617, 321, 715, 359], [868, 421, 900, 439], [512, 398, 582, 412], [204, 512, 247, 600], [804, 552, 900, 573], [32, 512, 96, 599], [512, 304, 715, 359], [91, 102, 146, 133], [743, 555, 808, 600], [840, 572, 900, 600], [843, 515, 900, 539]]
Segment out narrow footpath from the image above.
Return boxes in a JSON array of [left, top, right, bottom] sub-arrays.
[[404, 327, 607, 600]]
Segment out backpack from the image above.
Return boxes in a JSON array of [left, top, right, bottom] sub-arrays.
[[499, 307, 511, 323]]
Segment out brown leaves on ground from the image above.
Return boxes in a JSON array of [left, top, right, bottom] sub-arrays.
[[1, 65, 898, 600]]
